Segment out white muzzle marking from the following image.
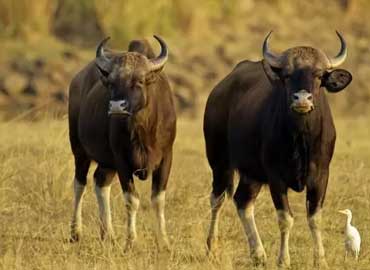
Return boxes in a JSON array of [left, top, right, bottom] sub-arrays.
[[108, 100, 131, 115], [291, 89, 314, 114]]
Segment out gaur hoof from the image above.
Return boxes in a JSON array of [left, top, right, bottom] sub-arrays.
[[156, 235, 171, 252], [277, 262, 290, 269], [124, 239, 135, 252], [100, 230, 116, 244], [277, 255, 291, 268], [314, 258, 329, 269], [70, 232, 80, 243], [252, 249, 267, 267], [134, 168, 148, 180], [206, 237, 218, 255]]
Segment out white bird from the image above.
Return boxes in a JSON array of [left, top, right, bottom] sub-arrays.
[[338, 209, 361, 261]]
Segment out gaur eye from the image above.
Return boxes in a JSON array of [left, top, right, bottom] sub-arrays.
[[136, 80, 144, 87]]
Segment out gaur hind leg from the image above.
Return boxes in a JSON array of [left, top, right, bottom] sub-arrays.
[[94, 166, 116, 241], [151, 150, 173, 250], [269, 180, 294, 268], [70, 148, 91, 242], [233, 175, 266, 266], [206, 166, 234, 252], [306, 170, 329, 268]]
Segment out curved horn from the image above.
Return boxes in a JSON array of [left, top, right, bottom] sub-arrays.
[[149, 35, 168, 72], [328, 31, 347, 68], [262, 31, 284, 68], [96, 37, 113, 74]]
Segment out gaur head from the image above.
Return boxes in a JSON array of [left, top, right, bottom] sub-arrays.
[[95, 35, 168, 116], [263, 31, 352, 115]]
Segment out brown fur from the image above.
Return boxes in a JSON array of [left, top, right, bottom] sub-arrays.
[[68, 38, 176, 194], [69, 38, 175, 177], [204, 42, 352, 265]]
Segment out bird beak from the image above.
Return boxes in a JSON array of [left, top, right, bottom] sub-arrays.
[[338, 210, 346, 215]]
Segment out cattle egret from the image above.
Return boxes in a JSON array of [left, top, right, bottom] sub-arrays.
[[338, 209, 361, 260]]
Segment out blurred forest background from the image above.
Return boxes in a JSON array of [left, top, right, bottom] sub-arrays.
[[0, 0, 369, 119]]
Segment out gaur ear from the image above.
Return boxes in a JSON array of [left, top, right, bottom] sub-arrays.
[[322, 69, 352, 93]]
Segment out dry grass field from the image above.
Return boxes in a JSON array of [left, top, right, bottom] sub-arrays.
[[1, 1, 370, 269], [0, 109, 369, 270]]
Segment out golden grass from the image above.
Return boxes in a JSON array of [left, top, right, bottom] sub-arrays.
[[0, 111, 369, 269], [0, 1, 370, 269]]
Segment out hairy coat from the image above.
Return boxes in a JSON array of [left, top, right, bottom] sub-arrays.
[[204, 32, 352, 267], [69, 44, 175, 178], [68, 36, 176, 247], [205, 59, 336, 191]]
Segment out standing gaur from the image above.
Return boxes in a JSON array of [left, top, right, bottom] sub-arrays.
[[204, 31, 352, 267], [68, 35, 176, 249]]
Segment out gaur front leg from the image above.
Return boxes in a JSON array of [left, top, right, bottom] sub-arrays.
[[233, 176, 266, 266], [94, 166, 116, 241], [306, 170, 329, 268], [122, 180, 140, 249], [116, 160, 140, 250], [269, 181, 294, 268], [70, 152, 90, 242], [151, 150, 173, 250]]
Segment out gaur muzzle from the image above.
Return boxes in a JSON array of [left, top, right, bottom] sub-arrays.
[[108, 99, 131, 116], [290, 90, 314, 114]]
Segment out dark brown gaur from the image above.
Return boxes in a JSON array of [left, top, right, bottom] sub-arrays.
[[204, 31, 352, 268], [68, 35, 176, 250]]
